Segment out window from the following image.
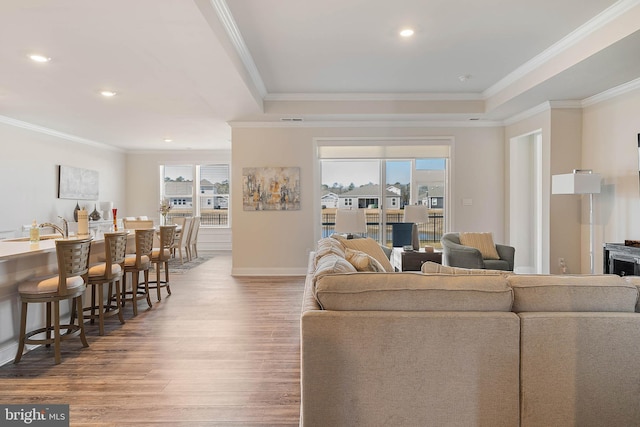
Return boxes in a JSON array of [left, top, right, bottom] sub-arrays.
[[317, 137, 451, 247], [161, 164, 229, 227]]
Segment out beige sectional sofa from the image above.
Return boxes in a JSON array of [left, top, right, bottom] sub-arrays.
[[300, 237, 640, 427]]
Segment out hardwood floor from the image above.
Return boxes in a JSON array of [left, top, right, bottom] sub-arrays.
[[0, 252, 305, 426]]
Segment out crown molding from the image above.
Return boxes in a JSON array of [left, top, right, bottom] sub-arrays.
[[210, 0, 267, 98], [581, 76, 640, 107], [264, 92, 483, 102], [484, 0, 640, 99], [229, 119, 502, 128], [502, 102, 551, 126], [0, 115, 123, 152], [502, 100, 584, 126]]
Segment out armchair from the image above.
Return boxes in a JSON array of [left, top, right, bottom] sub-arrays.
[[441, 232, 514, 271]]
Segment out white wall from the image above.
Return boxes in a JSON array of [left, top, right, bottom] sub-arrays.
[[125, 150, 232, 250], [505, 107, 584, 274], [0, 123, 126, 237], [0, 123, 127, 365], [230, 125, 506, 275], [583, 88, 640, 271]]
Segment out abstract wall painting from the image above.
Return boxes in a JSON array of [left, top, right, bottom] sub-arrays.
[[58, 165, 99, 200], [242, 167, 300, 211]]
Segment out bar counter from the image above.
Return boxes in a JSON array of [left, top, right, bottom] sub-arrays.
[[0, 232, 133, 365], [0, 238, 61, 259]]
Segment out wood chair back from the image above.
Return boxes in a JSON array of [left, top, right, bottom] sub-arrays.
[[55, 237, 92, 296]]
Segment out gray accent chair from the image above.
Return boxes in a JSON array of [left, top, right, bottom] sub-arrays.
[[441, 232, 515, 271]]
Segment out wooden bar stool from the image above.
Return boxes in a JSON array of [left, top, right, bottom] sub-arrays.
[[148, 225, 177, 301], [85, 232, 127, 335], [14, 237, 92, 364], [121, 228, 154, 316]]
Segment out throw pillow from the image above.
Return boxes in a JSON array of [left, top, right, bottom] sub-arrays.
[[421, 261, 508, 275], [313, 253, 357, 285], [345, 248, 385, 272], [458, 232, 500, 260], [314, 237, 346, 267], [340, 238, 395, 272]]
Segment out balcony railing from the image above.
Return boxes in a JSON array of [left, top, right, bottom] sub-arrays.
[[167, 210, 228, 226], [321, 209, 444, 247]]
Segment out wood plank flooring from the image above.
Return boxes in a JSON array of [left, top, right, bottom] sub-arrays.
[[0, 252, 305, 426]]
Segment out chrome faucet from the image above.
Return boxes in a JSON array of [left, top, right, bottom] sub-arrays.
[[39, 216, 69, 239]]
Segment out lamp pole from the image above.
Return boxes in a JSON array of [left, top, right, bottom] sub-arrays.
[[589, 192, 595, 274]]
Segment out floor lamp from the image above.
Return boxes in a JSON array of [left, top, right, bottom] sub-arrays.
[[551, 169, 601, 274]]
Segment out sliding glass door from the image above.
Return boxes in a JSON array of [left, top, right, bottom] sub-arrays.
[[321, 158, 446, 247]]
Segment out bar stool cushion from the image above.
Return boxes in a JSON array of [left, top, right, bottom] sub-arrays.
[[152, 248, 171, 260], [88, 263, 122, 279], [124, 254, 149, 268], [18, 275, 85, 295]]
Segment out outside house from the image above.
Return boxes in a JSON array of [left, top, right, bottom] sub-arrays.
[[166, 179, 229, 210], [338, 184, 400, 209], [200, 178, 229, 209], [419, 184, 444, 209], [321, 191, 339, 209], [165, 180, 193, 207]]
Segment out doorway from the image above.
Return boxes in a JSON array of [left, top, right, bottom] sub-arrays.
[[509, 131, 542, 273]]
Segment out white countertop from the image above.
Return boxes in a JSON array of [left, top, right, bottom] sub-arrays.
[[0, 240, 58, 260], [0, 233, 118, 260]]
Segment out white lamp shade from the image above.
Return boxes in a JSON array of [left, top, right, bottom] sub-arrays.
[[552, 172, 601, 194], [335, 209, 367, 234], [403, 205, 430, 223]]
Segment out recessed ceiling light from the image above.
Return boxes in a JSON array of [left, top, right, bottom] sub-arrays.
[[164, 138, 173, 143], [29, 54, 50, 63], [399, 28, 414, 38], [458, 74, 472, 82], [100, 90, 117, 97]]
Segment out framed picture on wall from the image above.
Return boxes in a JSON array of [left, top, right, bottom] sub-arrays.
[[242, 167, 300, 211], [58, 165, 99, 200]]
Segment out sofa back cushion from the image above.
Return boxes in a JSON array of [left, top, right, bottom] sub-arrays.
[[623, 276, 640, 312], [315, 273, 513, 311], [509, 275, 638, 312], [421, 261, 510, 275]]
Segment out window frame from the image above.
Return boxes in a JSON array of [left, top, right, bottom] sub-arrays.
[[160, 163, 230, 228]]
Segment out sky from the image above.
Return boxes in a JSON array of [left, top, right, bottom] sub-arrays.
[[322, 159, 445, 187]]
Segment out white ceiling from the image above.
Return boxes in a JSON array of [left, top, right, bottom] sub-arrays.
[[0, 0, 638, 151]]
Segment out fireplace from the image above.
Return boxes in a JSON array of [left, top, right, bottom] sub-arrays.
[[603, 243, 640, 276]]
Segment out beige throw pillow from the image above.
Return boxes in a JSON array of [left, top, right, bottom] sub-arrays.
[[345, 248, 385, 272], [458, 232, 500, 260], [340, 237, 394, 272]]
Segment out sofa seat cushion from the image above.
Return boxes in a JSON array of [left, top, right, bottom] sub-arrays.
[[509, 275, 638, 312], [315, 273, 513, 311], [483, 259, 511, 271], [421, 261, 510, 275]]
